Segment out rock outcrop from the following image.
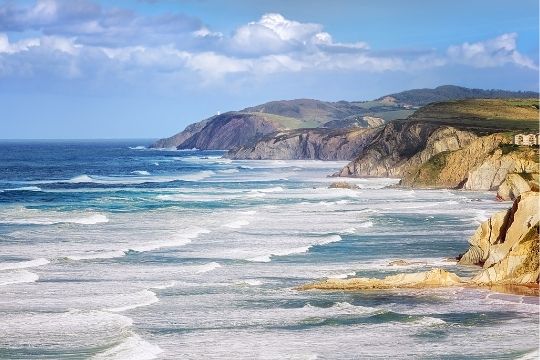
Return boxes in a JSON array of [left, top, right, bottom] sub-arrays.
[[227, 127, 379, 160], [336, 121, 477, 178], [464, 147, 539, 190], [328, 182, 360, 190], [401, 133, 509, 188], [497, 173, 540, 201], [299, 268, 463, 290], [459, 191, 539, 285], [152, 112, 287, 150], [324, 116, 385, 129]]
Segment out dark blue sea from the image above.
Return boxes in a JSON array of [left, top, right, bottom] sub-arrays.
[[0, 140, 537, 359]]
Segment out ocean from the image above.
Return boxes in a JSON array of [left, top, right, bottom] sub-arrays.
[[0, 140, 537, 359]]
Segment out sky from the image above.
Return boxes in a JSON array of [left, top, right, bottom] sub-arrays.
[[1, 0, 539, 139]]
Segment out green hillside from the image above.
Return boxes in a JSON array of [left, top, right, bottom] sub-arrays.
[[407, 98, 539, 133], [380, 85, 538, 106]]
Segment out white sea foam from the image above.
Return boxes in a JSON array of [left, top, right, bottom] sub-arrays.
[[516, 350, 540, 360], [129, 146, 147, 150], [151, 281, 177, 290], [338, 227, 356, 234], [105, 290, 159, 313], [301, 302, 380, 316], [0, 208, 110, 226], [258, 186, 284, 193], [92, 334, 163, 360], [71, 214, 110, 225], [131, 170, 151, 176], [240, 279, 263, 286], [0, 310, 135, 353], [69, 174, 95, 183], [327, 272, 356, 279], [0, 258, 49, 271], [357, 221, 374, 228], [4, 186, 42, 191], [248, 235, 342, 262], [218, 168, 239, 174], [63, 171, 215, 185], [410, 316, 447, 327], [224, 220, 250, 229], [195, 262, 221, 273], [0, 270, 39, 286], [67, 228, 210, 260], [67, 250, 127, 261]]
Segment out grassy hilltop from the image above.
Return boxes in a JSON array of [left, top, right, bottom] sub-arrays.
[[407, 98, 539, 134]]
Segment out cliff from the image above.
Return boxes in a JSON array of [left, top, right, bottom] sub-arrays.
[[226, 127, 379, 160], [152, 97, 414, 150], [459, 191, 539, 286], [151, 112, 299, 150], [153, 86, 536, 151], [337, 99, 539, 191]]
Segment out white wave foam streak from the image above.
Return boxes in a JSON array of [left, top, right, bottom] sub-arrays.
[[195, 262, 221, 273], [0, 207, 109, 225], [133, 227, 210, 252], [157, 193, 240, 202], [34, 170, 216, 185], [0, 270, 39, 285], [224, 219, 250, 229], [239, 279, 263, 286], [92, 334, 163, 360], [66, 227, 210, 260], [246, 235, 342, 262], [326, 271, 356, 279], [67, 250, 127, 261], [218, 168, 239, 174], [0, 258, 49, 271], [517, 350, 540, 360], [408, 316, 447, 327], [131, 170, 151, 176], [105, 290, 159, 312], [0, 310, 136, 353], [3, 186, 42, 191]]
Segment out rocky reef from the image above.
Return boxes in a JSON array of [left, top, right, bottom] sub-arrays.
[[298, 269, 463, 290]]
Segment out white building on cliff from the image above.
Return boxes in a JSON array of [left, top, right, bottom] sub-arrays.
[[514, 133, 539, 146]]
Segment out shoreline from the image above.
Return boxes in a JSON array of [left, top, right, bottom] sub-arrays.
[[299, 188, 539, 297]]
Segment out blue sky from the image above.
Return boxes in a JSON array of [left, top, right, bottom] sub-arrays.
[[1, 0, 538, 139]]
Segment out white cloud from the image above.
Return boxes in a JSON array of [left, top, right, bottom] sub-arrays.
[[228, 13, 368, 56], [447, 33, 537, 70], [0, 3, 537, 85]]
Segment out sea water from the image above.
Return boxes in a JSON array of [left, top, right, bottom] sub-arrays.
[[0, 140, 537, 359]]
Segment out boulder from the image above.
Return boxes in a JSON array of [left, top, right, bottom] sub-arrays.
[[328, 182, 360, 190]]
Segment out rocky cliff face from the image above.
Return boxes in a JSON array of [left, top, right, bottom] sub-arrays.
[[337, 117, 538, 192], [497, 173, 540, 201], [151, 112, 284, 150], [400, 133, 508, 188], [227, 127, 379, 160], [336, 121, 477, 178], [464, 147, 539, 190], [459, 191, 539, 285]]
